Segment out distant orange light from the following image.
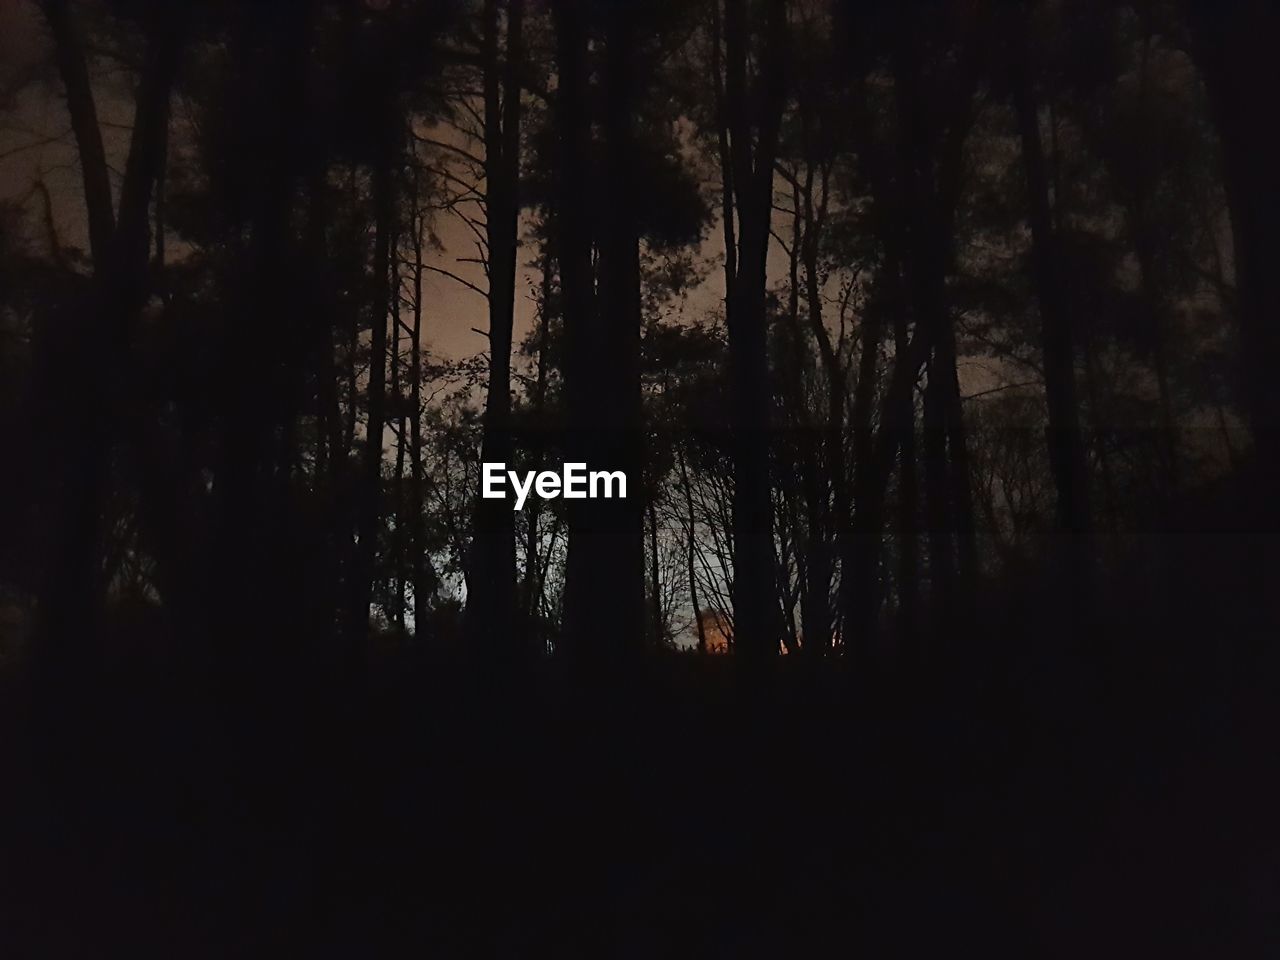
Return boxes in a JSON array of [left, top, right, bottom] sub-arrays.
[[699, 610, 731, 654]]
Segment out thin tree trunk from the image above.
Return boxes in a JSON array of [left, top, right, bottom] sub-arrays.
[[801, 157, 841, 655], [709, 0, 736, 295], [782, 174, 828, 654], [923, 351, 955, 618], [893, 305, 919, 645], [648, 498, 663, 647], [390, 219, 406, 633], [678, 447, 708, 654], [1082, 331, 1120, 531], [306, 166, 348, 635], [409, 167, 432, 640], [937, 325, 978, 602], [522, 241, 554, 625], [843, 290, 884, 652], [350, 121, 397, 647]]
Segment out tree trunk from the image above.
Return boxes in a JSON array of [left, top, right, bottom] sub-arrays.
[[466, 0, 523, 652], [678, 448, 708, 654], [409, 170, 433, 640], [840, 288, 933, 656], [648, 498, 663, 647], [937, 325, 978, 604], [522, 241, 554, 626], [781, 175, 829, 655], [349, 121, 397, 648], [923, 351, 955, 618], [390, 221, 406, 634], [558, 0, 647, 663], [36, 4, 182, 654], [1188, 0, 1280, 491], [839, 15, 978, 655], [893, 306, 919, 645], [1011, 58, 1093, 605], [41, 0, 115, 268], [722, 0, 787, 658], [801, 159, 841, 656], [553, 0, 598, 658]]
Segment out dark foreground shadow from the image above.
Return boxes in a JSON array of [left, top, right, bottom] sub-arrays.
[[1, 599, 1278, 960]]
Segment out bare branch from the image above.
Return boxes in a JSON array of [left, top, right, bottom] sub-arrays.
[[423, 263, 489, 299], [415, 134, 484, 168]]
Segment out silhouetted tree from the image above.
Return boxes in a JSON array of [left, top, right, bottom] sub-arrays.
[[35, 0, 184, 656], [1006, 2, 1094, 601], [1187, 0, 1280, 491], [713, 0, 789, 657], [465, 0, 525, 654]]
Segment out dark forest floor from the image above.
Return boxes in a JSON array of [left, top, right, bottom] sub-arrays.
[[1, 603, 1278, 959]]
